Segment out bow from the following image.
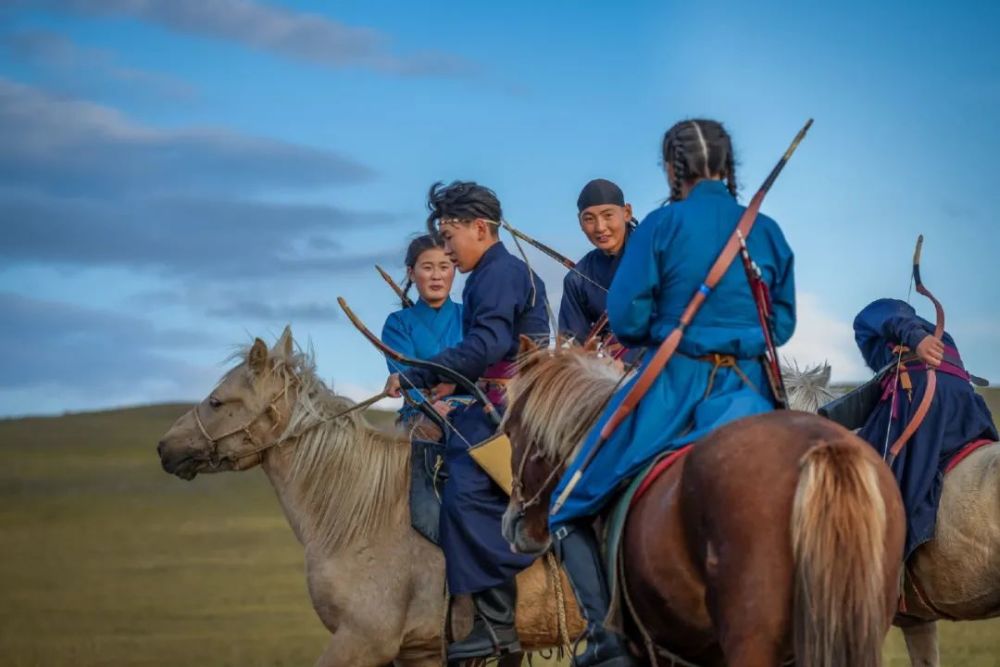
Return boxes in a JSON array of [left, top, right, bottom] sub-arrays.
[[375, 264, 413, 308], [500, 220, 608, 294], [551, 118, 813, 516], [886, 235, 945, 464], [336, 297, 502, 426]]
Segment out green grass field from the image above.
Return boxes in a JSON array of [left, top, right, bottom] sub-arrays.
[[1, 393, 998, 666]]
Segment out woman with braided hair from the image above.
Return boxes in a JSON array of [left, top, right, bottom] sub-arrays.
[[548, 120, 796, 667], [380, 234, 464, 429]]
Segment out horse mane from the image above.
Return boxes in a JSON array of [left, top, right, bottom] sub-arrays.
[[232, 343, 408, 553], [782, 359, 840, 413], [504, 346, 624, 463]]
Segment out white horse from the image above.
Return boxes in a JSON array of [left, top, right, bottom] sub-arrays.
[[784, 362, 1000, 667], [156, 328, 577, 667]]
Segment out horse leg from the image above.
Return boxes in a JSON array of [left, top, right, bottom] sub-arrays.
[[313, 627, 398, 667], [901, 621, 939, 667], [718, 635, 785, 667], [710, 560, 789, 667]]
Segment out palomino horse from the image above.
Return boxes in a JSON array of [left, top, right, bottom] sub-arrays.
[[156, 328, 567, 666], [501, 345, 906, 666], [157, 329, 443, 666], [785, 363, 1000, 667]]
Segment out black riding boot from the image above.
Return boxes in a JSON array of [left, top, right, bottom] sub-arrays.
[[447, 579, 521, 662], [557, 523, 636, 667]]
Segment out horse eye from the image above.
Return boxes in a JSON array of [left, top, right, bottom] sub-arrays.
[[209, 396, 223, 409]]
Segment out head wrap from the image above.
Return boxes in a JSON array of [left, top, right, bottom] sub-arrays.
[[577, 178, 625, 213]]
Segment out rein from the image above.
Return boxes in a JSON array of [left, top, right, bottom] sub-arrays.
[[511, 435, 575, 517]]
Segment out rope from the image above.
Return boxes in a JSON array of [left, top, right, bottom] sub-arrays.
[[544, 551, 573, 653]]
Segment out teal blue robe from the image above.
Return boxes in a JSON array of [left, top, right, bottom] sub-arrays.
[[381, 297, 463, 419], [551, 180, 796, 528]]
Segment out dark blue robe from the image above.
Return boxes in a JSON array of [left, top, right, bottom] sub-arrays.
[[381, 297, 463, 420], [406, 242, 549, 594], [551, 180, 796, 528], [559, 228, 642, 364], [854, 298, 997, 558]]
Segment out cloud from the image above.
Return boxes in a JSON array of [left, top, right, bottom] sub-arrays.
[[0, 190, 398, 278], [0, 77, 373, 196], [780, 291, 869, 383], [204, 300, 340, 322], [22, 0, 477, 77], [0, 291, 217, 399], [1, 29, 197, 99], [0, 79, 398, 281]]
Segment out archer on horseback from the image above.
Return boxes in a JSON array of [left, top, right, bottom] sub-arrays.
[[382, 181, 550, 663], [380, 234, 466, 437], [852, 297, 997, 560], [558, 179, 640, 362], [549, 119, 797, 666]]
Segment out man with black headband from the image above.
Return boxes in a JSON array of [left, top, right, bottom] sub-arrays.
[[554, 178, 639, 666], [559, 178, 636, 352]]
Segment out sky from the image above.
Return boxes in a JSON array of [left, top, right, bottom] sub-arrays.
[[1, 0, 998, 417]]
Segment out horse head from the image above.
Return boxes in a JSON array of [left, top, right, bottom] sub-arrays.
[[157, 326, 300, 479], [781, 359, 838, 413], [501, 337, 622, 555]]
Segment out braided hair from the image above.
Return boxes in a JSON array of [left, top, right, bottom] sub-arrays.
[[661, 119, 738, 202], [425, 181, 502, 236], [400, 234, 445, 308]]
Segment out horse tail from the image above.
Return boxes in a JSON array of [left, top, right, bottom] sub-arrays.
[[791, 440, 887, 667]]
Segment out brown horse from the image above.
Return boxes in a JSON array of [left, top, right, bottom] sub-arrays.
[[501, 345, 907, 666]]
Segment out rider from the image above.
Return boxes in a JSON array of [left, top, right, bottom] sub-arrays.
[[552, 120, 796, 666], [384, 181, 549, 662], [853, 297, 997, 558], [559, 178, 637, 361], [381, 234, 464, 433]]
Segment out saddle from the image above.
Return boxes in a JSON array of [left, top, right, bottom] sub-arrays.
[[407, 431, 586, 651]]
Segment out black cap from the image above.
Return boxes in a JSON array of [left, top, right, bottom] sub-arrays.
[[577, 178, 625, 213]]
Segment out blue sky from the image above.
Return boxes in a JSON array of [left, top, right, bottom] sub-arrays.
[[1, 0, 997, 417]]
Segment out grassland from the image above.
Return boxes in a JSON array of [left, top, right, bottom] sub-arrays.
[[0, 393, 998, 666]]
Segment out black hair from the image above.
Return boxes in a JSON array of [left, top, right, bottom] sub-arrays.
[[425, 180, 502, 237], [401, 233, 444, 308], [661, 119, 738, 203]]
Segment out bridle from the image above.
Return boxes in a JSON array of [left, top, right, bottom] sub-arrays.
[[509, 431, 576, 523], [191, 382, 294, 469], [189, 381, 389, 469]]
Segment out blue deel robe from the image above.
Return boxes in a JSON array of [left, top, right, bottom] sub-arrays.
[[405, 242, 550, 594], [854, 298, 997, 558], [559, 226, 643, 365], [550, 179, 796, 528], [381, 297, 464, 421]]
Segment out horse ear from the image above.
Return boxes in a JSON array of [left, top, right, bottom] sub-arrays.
[[819, 362, 832, 387], [248, 338, 269, 375], [273, 325, 293, 359], [518, 334, 538, 357]]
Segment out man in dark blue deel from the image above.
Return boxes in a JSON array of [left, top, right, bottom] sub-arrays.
[[384, 181, 548, 662], [854, 298, 997, 559], [558, 179, 637, 359]]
